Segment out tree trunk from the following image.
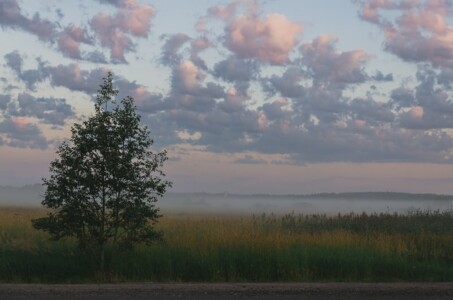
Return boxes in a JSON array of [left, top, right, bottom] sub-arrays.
[[100, 242, 105, 275], [100, 176, 106, 276]]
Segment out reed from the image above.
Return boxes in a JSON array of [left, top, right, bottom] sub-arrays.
[[0, 207, 452, 282]]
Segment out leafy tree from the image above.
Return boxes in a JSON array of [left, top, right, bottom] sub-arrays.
[[32, 72, 171, 272]]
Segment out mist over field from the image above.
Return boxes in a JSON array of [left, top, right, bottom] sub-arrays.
[[162, 193, 453, 215], [1, 184, 452, 215]]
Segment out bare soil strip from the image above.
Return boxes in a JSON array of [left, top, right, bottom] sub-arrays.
[[1, 283, 453, 297]]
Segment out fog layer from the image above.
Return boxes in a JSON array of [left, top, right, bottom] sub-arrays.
[[2, 185, 452, 215], [160, 193, 453, 215]]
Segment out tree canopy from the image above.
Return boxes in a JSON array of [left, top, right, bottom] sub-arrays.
[[32, 72, 171, 271]]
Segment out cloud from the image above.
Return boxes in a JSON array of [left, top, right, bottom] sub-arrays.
[[262, 67, 306, 98], [387, 65, 453, 131], [261, 98, 292, 121], [371, 71, 393, 82], [415, 67, 453, 113], [90, 14, 133, 63], [234, 154, 267, 164], [109, 76, 168, 114], [190, 37, 211, 69], [103, 0, 155, 37], [0, 117, 48, 149], [90, 0, 155, 63], [390, 86, 415, 109], [355, 0, 453, 68], [300, 35, 370, 86], [171, 60, 224, 103], [159, 33, 213, 73], [3, 52, 111, 93], [4, 50, 22, 73], [0, 0, 155, 63], [5, 51, 453, 164], [355, 0, 418, 25], [0, 0, 57, 42], [206, 0, 248, 21], [255, 122, 453, 164], [349, 98, 395, 124], [159, 33, 190, 66], [2, 0, 453, 165], [0, 94, 11, 110], [438, 67, 453, 88], [293, 84, 348, 124], [145, 1, 453, 165], [219, 88, 248, 113], [174, 60, 205, 95], [399, 106, 453, 130], [4, 51, 49, 90], [95, 0, 124, 6], [57, 24, 93, 59], [0, 59, 75, 139], [7, 93, 75, 126], [224, 12, 302, 64], [3, 52, 165, 113], [398, 106, 424, 128], [131, 89, 167, 114], [213, 56, 259, 87], [200, 0, 302, 65], [47, 64, 108, 93], [84, 51, 108, 63]]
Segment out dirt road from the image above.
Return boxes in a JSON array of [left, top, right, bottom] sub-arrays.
[[1, 283, 453, 300]]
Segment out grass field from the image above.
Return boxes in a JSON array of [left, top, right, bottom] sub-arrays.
[[1, 206, 453, 283]]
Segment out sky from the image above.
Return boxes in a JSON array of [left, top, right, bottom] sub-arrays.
[[1, 0, 453, 194]]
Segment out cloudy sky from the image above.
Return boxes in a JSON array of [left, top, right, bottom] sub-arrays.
[[1, 0, 453, 194]]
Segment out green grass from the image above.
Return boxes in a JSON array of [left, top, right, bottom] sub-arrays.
[[1, 207, 453, 282]]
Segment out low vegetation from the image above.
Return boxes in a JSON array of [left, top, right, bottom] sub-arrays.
[[1, 207, 453, 282]]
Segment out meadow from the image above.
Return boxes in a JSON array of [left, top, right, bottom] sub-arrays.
[[1, 206, 453, 283]]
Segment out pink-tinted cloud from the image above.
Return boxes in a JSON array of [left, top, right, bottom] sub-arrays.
[[398, 2, 449, 34], [196, 0, 259, 36], [10, 117, 30, 129], [301, 35, 370, 84], [356, 0, 419, 25], [356, 0, 453, 67], [90, 0, 155, 63], [170, 59, 225, 107], [48, 64, 110, 93], [408, 106, 424, 119], [225, 13, 302, 64], [5, 93, 75, 126], [219, 88, 246, 112], [97, 0, 155, 36], [0, 0, 56, 41], [202, 0, 302, 65], [4, 1, 453, 165], [0, 117, 48, 149], [195, 18, 209, 34], [207, 0, 257, 21], [176, 60, 205, 94], [190, 37, 211, 69], [90, 14, 133, 63], [57, 25, 92, 59]]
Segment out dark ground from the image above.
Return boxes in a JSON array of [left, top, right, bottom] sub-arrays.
[[1, 283, 453, 300]]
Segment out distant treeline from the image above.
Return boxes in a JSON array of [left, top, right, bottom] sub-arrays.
[[2, 184, 453, 206], [170, 191, 453, 201], [299, 192, 453, 201]]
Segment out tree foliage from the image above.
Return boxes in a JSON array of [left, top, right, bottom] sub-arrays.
[[32, 72, 171, 270]]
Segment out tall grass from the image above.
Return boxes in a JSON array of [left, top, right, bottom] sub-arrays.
[[0, 207, 452, 282]]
